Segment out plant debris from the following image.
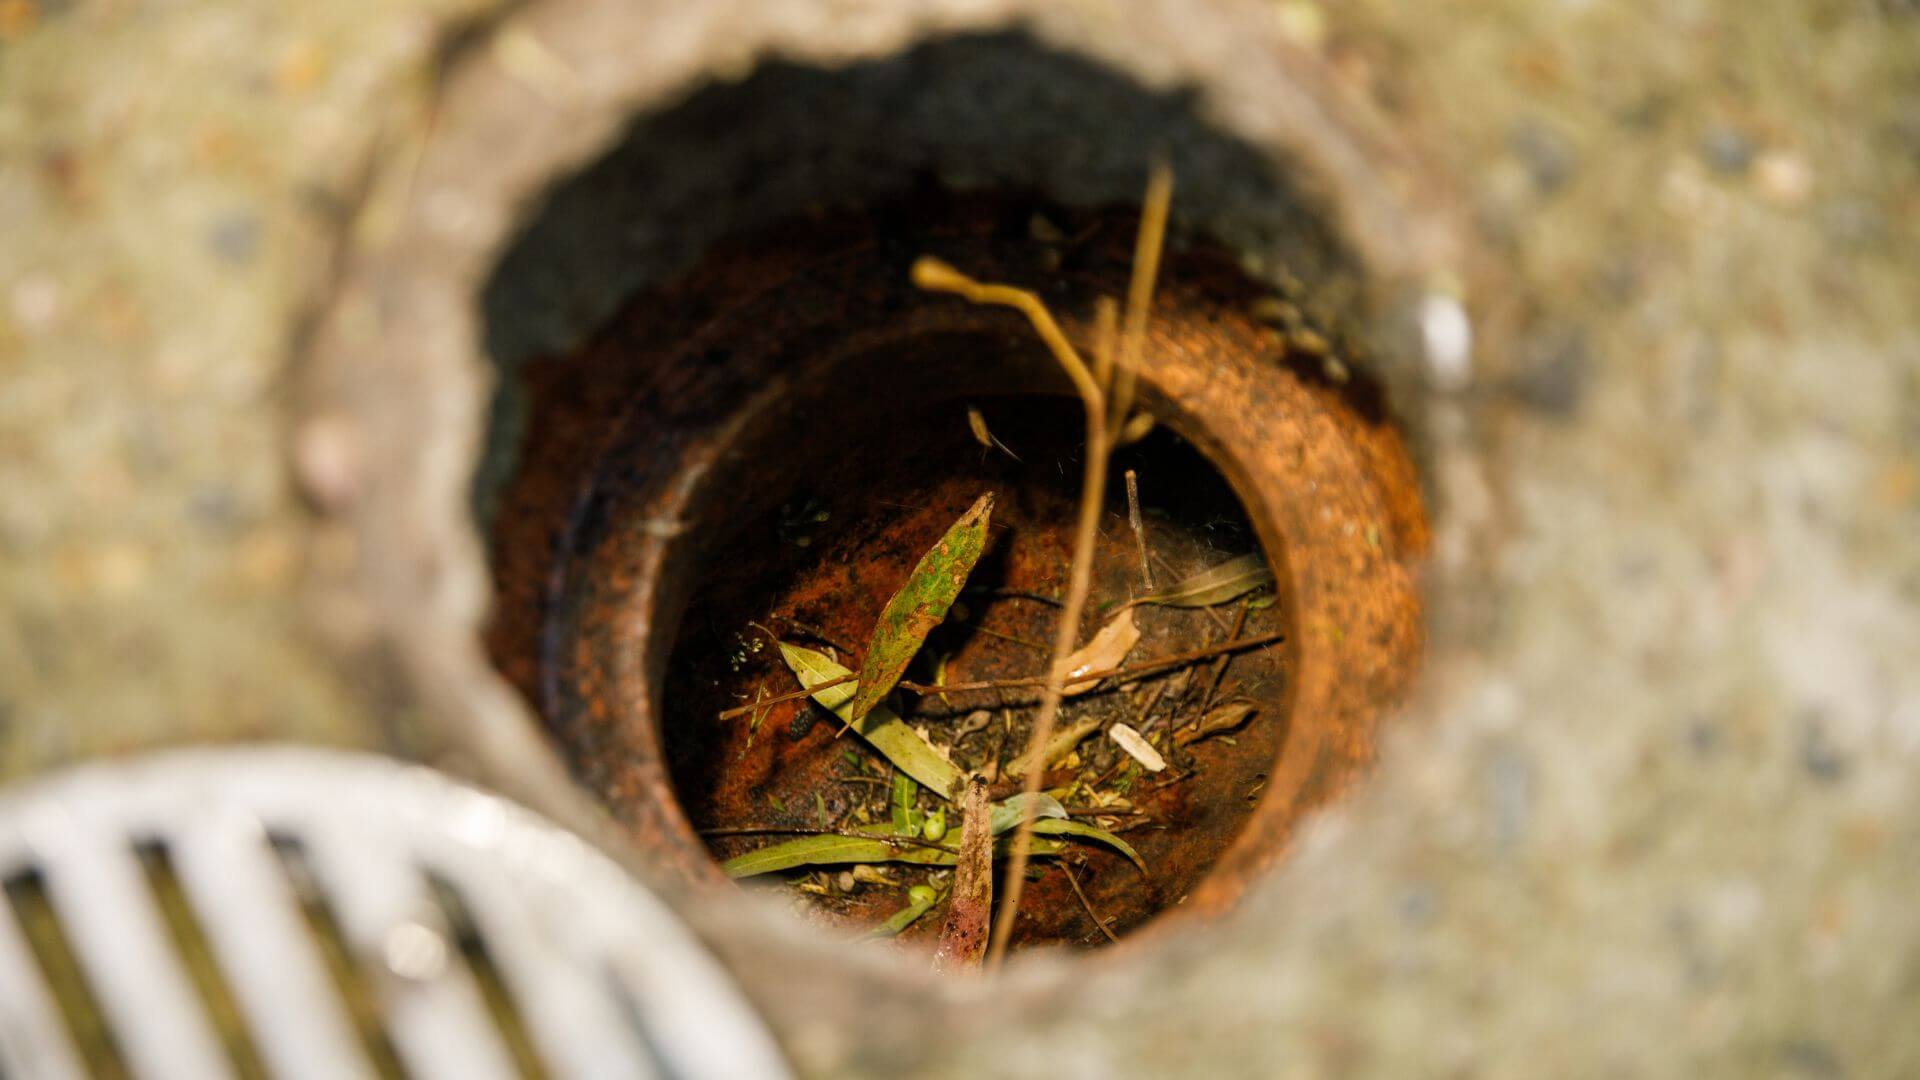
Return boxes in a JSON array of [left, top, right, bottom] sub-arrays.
[[1175, 701, 1258, 747], [692, 170, 1294, 961], [966, 406, 1022, 462], [931, 778, 993, 972], [1133, 552, 1274, 609], [1057, 609, 1141, 696], [1108, 722, 1167, 773], [779, 642, 962, 795], [846, 492, 995, 729]]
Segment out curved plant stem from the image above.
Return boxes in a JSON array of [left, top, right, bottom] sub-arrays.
[[912, 162, 1174, 968]]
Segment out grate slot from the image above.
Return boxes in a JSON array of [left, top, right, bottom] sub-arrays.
[[0, 871, 113, 1080], [167, 820, 374, 1080], [296, 828, 519, 1080], [423, 875, 548, 1080], [35, 841, 234, 1080], [426, 865, 653, 1080], [267, 836, 408, 1080], [133, 842, 270, 1079]]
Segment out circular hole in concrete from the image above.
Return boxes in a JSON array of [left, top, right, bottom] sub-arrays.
[[473, 33, 1431, 956]]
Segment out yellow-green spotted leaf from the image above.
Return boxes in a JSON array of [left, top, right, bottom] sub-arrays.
[[846, 493, 995, 725]]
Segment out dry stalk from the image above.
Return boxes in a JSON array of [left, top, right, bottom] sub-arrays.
[[915, 163, 1174, 967]]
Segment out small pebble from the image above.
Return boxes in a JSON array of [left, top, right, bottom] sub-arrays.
[[1274, 1, 1328, 49], [836, 871, 856, 893], [1699, 126, 1754, 175], [1509, 119, 1578, 195], [1755, 150, 1813, 208], [208, 211, 261, 266], [294, 413, 364, 510]]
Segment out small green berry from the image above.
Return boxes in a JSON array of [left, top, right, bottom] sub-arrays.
[[921, 808, 947, 842]]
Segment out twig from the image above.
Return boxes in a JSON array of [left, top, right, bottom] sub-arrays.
[[916, 254, 1113, 968], [992, 161, 1171, 968], [964, 587, 1063, 607], [909, 631, 1282, 696], [1063, 863, 1119, 944], [1125, 469, 1153, 591], [1201, 597, 1253, 713], [967, 624, 1052, 652], [714, 630, 1284, 720], [930, 779, 992, 973]]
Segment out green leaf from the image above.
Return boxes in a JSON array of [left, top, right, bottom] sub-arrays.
[[862, 886, 945, 940], [1031, 818, 1147, 873], [722, 833, 924, 877], [889, 772, 920, 833], [989, 792, 1069, 835], [846, 493, 995, 726], [778, 642, 964, 797], [721, 829, 1066, 877], [1136, 552, 1274, 608]]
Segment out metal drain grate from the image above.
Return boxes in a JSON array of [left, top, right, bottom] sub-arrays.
[[0, 748, 788, 1080]]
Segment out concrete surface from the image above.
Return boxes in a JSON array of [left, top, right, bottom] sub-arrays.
[[2, 0, 1917, 1076]]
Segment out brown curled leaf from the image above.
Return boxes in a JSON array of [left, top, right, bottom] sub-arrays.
[[1055, 609, 1139, 696], [1174, 701, 1259, 747]]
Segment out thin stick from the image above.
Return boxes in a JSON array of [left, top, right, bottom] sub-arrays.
[[991, 165, 1172, 968], [1110, 162, 1173, 430], [1091, 298, 1120, 415], [714, 629, 1285, 720], [986, 324, 1107, 967], [968, 624, 1052, 652], [915, 630, 1282, 696], [1201, 597, 1253, 714], [1125, 468, 1153, 591], [1063, 863, 1119, 944], [964, 587, 1063, 606]]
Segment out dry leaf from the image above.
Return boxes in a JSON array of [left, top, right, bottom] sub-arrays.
[[1117, 412, 1156, 445], [1108, 722, 1166, 772], [1135, 552, 1273, 608], [1175, 701, 1258, 747], [1055, 609, 1140, 695], [1005, 714, 1101, 778], [966, 406, 1022, 462], [847, 492, 995, 726]]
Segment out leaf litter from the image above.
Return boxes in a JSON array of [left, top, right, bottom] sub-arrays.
[[696, 170, 1290, 960]]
